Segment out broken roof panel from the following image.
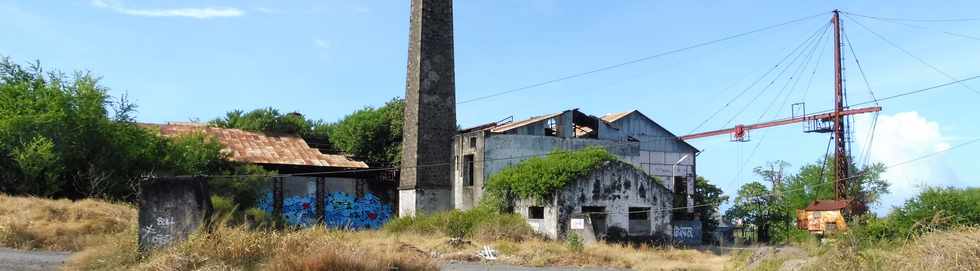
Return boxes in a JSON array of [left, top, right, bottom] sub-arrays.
[[489, 111, 566, 133], [600, 110, 635, 123], [146, 123, 369, 169], [804, 200, 849, 211]]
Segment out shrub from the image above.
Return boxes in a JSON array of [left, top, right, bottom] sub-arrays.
[[889, 187, 980, 237], [565, 233, 584, 252], [482, 146, 616, 210]]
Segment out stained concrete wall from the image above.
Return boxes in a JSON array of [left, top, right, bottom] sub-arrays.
[[453, 130, 488, 209], [138, 178, 211, 252], [453, 133, 694, 210], [514, 161, 673, 240]]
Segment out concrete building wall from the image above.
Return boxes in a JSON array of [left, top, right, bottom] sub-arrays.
[[514, 197, 560, 238], [452, 130, 488, 209], [453, 133, 694, 210], [513, 161, 673, 240]]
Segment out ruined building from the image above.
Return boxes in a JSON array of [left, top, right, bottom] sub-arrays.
[[452, 109, 700, 241], [514, 159, 674, 241]]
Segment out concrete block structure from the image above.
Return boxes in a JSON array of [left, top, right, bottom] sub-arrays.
[[514, 161, 673, 240], [452, 108, 700, 241], [453, 109, 697, 211]]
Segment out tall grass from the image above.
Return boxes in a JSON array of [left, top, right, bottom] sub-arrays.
[[0, 194, 135, 251], [802, 226, 980, 271]]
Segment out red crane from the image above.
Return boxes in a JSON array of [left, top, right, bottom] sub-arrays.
[[680, 10, 881, 204]]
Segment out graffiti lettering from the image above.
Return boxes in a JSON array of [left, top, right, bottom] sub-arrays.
[[259, 192, 394, 230]]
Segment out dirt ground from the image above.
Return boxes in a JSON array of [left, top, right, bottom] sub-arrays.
[[0, 248, 70, 271]]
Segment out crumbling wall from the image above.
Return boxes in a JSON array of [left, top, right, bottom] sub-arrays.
[[556, 161, 672, 240], [138, 177, 212, 252], [511, 161, 672, 241]]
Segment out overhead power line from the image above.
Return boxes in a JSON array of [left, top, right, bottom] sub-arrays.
[[840, 12, 980, 23], [456, 12, 831, 104], [845, 12, 980, 41], [845, 14, 980, 95]]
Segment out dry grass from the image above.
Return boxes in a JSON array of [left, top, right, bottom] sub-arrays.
[[802, 227, 980, 271], [0, 194, 135, 251], [0, 195, 729, 270]]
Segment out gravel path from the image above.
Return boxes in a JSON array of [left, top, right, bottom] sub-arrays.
[[443, 262, 627, 271], [0, 248, 70, 271]]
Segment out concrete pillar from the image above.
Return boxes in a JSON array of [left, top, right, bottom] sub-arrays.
[[399, 0, 456, 216], [138, 177, 211, 252]]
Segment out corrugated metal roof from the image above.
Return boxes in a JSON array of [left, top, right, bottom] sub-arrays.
[[146, 123, 369, 169], [600, 110, 635, 123], [804, 200, 849, 211], [490, 111, 565, 133]]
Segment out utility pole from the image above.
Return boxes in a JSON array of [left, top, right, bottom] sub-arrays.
[[832, 10, 849, 201]]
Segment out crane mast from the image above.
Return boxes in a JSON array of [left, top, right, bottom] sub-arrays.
[[831, 10, 849, 201], [681, 10, 877, 211]]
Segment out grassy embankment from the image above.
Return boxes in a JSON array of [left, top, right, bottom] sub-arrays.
[[0, 195, 728, 271]]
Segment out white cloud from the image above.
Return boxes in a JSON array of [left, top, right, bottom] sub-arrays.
[[91, 0, 244, 19], [854, 111, 958, 214], [313, 39, 330, 50]]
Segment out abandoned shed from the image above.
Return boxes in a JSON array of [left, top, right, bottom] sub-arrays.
[[514, 159, 674, 241], [796, 199, 849, 234], [145, 123, 397, 228], [452, 109, 701, 241]]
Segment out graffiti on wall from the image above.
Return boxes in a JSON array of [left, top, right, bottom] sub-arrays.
[[258, 192, 394, 230], [672, 220, 703, 245]]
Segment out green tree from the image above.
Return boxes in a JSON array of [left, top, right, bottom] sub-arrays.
[[328, 98, 404, 167], [725, 181, 789, 243], [0, 57, 233, 200], [692, 176, 728, 243]]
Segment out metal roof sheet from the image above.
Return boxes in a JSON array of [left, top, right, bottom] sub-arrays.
[[147, 123, 369, 169]]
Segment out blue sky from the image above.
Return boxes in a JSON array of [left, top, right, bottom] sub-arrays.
[[3, 0, 978, 214]]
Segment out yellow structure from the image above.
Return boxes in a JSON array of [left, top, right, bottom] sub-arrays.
[[796, 200, 849, 234]]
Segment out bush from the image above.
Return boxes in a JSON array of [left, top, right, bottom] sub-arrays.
[[482, 146, 616, 210], [565, 233, 584, 252]]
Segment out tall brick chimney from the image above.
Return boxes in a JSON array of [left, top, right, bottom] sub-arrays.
[[399, 0, 456, 216]]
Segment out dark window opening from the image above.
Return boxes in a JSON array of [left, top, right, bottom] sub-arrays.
[[544, 118, 559, 137], [528, 206, 544, 219], [469, 137, 477, 148], [629, 207, 650, 220], [673, 176, 690, 219], [463, 154, 474, 186], [571, 110, 599, 139], [582, 206, 607, 239]]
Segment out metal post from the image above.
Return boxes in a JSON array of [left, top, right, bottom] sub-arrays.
[[315, 177, 325, 224], [273, 177, 284, 228]]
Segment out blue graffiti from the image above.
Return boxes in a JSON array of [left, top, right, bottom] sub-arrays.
[[258, 192, 394, 230]]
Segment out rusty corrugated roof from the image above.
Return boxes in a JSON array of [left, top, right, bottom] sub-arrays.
[[147, 123, 368, 169], [804, 200, 849, 211]]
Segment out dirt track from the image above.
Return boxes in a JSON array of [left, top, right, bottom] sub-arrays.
[[0, 248, 70, 271]]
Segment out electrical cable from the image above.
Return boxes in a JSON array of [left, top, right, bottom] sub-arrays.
[[456, 12, 831, 105], [845, 14, 980, 95], [721, 22, 832, 130]]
